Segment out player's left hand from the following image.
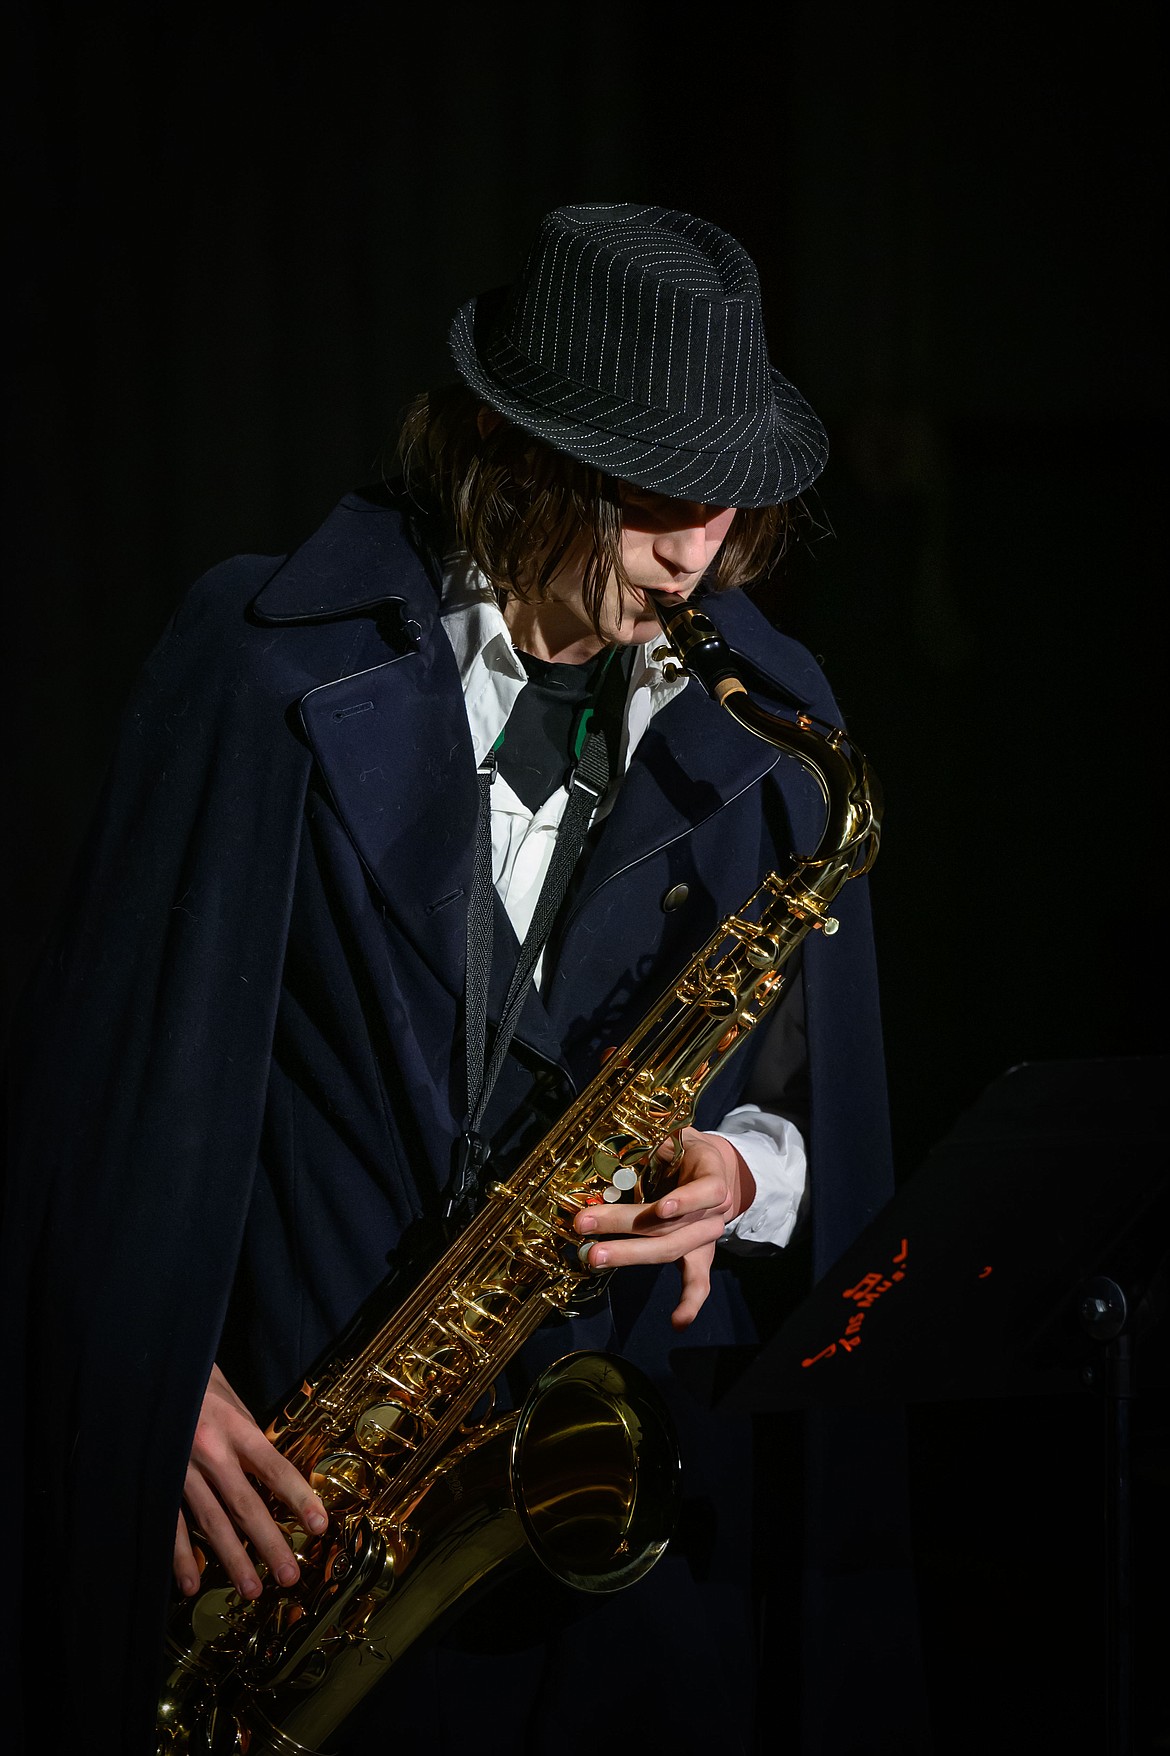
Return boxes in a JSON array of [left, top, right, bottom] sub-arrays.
[[572, 1127, 755, 1329]]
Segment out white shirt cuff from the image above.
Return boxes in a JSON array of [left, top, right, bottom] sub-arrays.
[[711, 1104, 808, 1254]]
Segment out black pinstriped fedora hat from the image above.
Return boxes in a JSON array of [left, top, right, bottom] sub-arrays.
[[448, 203, 828, 509]]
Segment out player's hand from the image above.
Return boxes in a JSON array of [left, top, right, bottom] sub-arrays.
[[173, 1363, 329, 1600], [572, 1128, 755, 1329]]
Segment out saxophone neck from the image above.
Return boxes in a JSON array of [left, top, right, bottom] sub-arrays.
[[649, 591, 882, 874]]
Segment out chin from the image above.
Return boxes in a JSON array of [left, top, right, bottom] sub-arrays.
[[617, 613, 664, 645]]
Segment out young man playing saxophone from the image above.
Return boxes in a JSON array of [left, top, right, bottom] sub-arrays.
[[4, 205, 906, 1754]]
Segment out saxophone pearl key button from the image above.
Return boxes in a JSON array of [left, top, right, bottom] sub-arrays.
[[662, 883, 690, 912], [601, 1186, 622, 1203], [612, 1168, 637, 1191]]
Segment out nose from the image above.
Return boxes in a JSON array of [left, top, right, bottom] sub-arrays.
[[653, 511, 713, 576]]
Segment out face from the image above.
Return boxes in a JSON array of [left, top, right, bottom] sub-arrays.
[[614, 486, 738, 642], [475, 410, 739, 661], [516, 485, 737, 661]]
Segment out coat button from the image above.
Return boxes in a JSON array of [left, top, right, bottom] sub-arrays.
[[662, 883, 690, 912]]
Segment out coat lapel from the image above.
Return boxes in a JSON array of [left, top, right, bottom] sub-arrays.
[[553, 584, 832, 924], [298, 646, 476, 993], [562, 671, 781, 924], [296, 638, 568, 1072]]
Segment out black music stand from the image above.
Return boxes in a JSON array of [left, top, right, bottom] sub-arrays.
[[673, 1056, 1169, 1756]]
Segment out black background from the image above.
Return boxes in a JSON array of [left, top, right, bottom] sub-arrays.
[[4, 7, 1166, 1752]]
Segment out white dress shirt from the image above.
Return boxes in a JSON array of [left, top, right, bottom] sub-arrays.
[[440, 556, 807, 1252]]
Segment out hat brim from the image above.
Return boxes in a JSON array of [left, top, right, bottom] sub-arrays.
[[448, 291, 827, 510]]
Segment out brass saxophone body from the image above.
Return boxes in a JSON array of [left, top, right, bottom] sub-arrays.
[[157, 596, 881, 1755]]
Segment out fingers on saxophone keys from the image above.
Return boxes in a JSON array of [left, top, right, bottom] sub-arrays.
[[189, 1479, 296, 1598], [577, 1216, 726, 1271], [303, 1498, 329, 1535], [576, 1190, 680, 1232], [260, 1451, 329, 1538], [241, 1496, 305, 1589], [574, 1200, 687, 1267], [192, 1502, 264, 1600]]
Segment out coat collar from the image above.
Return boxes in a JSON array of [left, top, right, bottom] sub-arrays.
[[251, 486, 444, 628], [251, 486, 826, 719]]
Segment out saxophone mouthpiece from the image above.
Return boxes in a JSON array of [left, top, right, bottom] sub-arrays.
[[648, 592, 746, 702]]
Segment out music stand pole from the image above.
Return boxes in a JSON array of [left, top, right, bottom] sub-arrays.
[[1080, 1275, 1135, 1756]]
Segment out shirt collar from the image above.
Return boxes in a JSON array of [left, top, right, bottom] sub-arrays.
[[439, 553, 689, 767], [439, 553, 526, 689]]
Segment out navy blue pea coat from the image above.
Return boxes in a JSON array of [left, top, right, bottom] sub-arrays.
[[1, 488, 895, 1754]]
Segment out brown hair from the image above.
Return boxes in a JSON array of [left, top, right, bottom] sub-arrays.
[[392, 385, 796, 635]]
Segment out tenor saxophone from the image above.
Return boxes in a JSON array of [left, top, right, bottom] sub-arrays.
[[156, 596, 881, 1755]]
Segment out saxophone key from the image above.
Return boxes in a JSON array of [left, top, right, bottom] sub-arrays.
[[310, 1451, 376, 1509], [591, 1148, 621, 1182], [353, 1401, 419, 1458], [456, 1285, 513, 1334]]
